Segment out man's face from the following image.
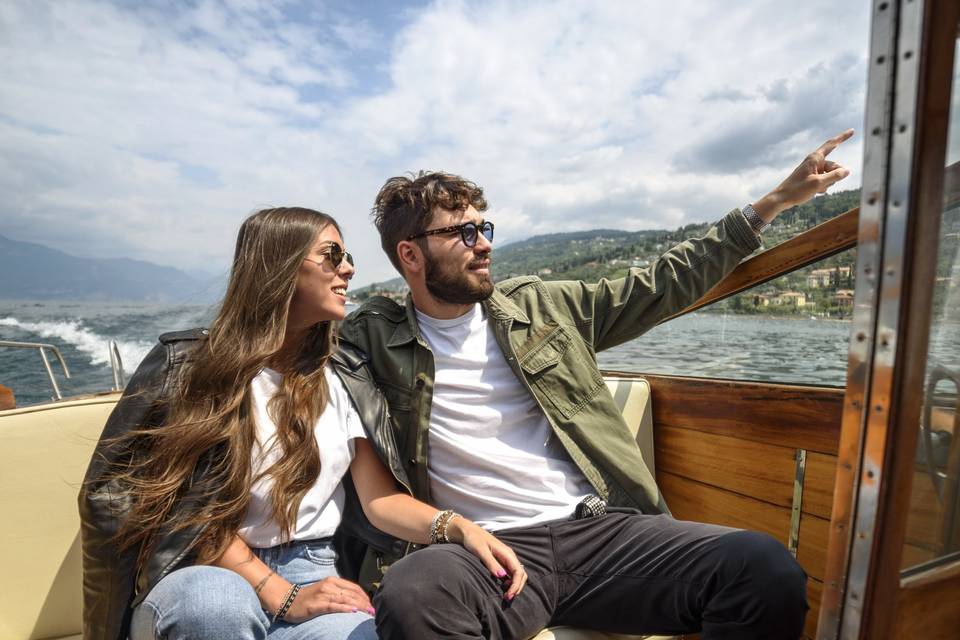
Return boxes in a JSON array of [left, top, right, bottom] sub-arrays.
[[420, 205, 494, 304]]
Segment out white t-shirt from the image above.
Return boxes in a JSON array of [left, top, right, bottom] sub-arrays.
[[416, 304, 594, 531], [238, 365, 366, 548]]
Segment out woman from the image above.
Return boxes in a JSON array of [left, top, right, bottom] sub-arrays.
[[79, 207, 526, 640]]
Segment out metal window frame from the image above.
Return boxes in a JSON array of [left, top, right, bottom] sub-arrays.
[[818, 0, 960, 637]]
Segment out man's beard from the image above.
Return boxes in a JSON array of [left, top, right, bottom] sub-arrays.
[[424, 247, 494, 305]]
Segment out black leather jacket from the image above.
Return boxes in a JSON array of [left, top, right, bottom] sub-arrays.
[[78, 328, 412, 640]]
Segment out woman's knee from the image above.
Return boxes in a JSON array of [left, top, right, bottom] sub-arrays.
[[134, 565, 268, 639]]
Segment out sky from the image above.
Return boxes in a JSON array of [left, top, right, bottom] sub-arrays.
[[0, 0, 871, 289]]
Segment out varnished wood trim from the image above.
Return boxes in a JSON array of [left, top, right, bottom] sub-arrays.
[[658, 470, 789, 542], [806, 578, 824, 640], [654, 425, 836, 519], [804, 453, 839, 522], [636, 373, 844, 455], [798, 513, 831, 583], [664, 207, 859, 321], [892, 572, 960, 639]]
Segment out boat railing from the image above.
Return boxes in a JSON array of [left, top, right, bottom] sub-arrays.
[[109, 340, 125, 391], [0, 340, 71, 401]]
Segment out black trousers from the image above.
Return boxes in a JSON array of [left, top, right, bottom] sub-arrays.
[[373, 512, 807, 640]]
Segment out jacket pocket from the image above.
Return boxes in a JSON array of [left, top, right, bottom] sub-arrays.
[[519, 324, 604, 419]]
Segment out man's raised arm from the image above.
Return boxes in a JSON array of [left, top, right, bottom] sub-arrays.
[[543, 129, 856, 352]]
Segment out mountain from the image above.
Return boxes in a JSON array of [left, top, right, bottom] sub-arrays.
[[0, 234, 220, 302]]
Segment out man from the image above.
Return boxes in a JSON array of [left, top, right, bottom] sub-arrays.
[[339, 130, 854, 639]]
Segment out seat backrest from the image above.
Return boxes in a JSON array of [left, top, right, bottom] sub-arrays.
[[0, 394, 119, 640], [603, 376, 656, 475]]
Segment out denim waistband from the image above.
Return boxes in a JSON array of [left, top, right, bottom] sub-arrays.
[[253, 536, 335, 567]]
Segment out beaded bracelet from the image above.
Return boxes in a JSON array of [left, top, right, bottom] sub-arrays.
[[439, 512, 461, 543], [430, 509, 453, 544], [430, 509, 461, 544], [273, 583, 301, 623]]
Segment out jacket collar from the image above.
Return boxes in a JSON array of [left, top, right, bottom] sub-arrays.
[[483, 287, 530, 325]]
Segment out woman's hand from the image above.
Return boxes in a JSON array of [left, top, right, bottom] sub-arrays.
[[446, 518, 528, 601], [282, 576, 375, 623]]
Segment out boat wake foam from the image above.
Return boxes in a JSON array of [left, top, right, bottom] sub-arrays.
[[0, 317, 153, 370]]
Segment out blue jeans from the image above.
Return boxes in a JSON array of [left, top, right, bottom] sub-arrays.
[[130, 539, 377, 640]]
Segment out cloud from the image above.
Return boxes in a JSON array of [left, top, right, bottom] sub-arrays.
[[0, 0, 871, 287]]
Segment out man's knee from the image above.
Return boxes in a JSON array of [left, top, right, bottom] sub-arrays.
[[720, 531, 806, 596], [711, 530, 808, 630], [376, 546, 472, 607]]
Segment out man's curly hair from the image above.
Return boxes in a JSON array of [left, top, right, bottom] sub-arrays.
[[372, 171, 488, 274]]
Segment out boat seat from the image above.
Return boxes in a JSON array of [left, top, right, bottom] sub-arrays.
[[0, 393, 121, 640], [0, 377, 673, 640]]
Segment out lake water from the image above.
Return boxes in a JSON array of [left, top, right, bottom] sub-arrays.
[[0, 299, 860, 407]]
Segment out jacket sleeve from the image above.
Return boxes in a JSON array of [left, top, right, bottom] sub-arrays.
[[78, 341, 171, 640], [543, 208, 761, 352]]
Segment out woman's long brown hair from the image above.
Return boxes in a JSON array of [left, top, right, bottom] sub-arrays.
[[113, 207, 341, 566]]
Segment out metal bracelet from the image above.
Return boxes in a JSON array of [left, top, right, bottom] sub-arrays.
[[574, 494, 607, 519], [254, 570, 274, 596], [741, 203, 770, 234]]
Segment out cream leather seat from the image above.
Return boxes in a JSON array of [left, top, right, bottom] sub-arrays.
[[0, 393, 120, 640]]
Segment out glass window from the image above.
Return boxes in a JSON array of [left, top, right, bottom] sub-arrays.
[[901, 35, 960, 571]]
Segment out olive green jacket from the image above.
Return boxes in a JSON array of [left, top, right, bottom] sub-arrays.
[[339, 208, 760, 516]]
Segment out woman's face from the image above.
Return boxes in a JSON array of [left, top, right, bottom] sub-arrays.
[[288, 224, 355, 329]]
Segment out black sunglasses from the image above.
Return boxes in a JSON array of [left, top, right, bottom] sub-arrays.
[[407, 220, 495, 247], [304, 243, 354, 270]]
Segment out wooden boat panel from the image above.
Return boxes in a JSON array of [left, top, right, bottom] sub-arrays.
[[655, 425, 836, 520], [796, 513, 829, 584], [806, 578, 823, 640], [893, 573, 960, 639], [641, 374, 843, 455], [802, 452, 838, 522]]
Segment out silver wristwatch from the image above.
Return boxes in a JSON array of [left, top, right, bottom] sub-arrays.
[[742, 203, 770, 235]]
